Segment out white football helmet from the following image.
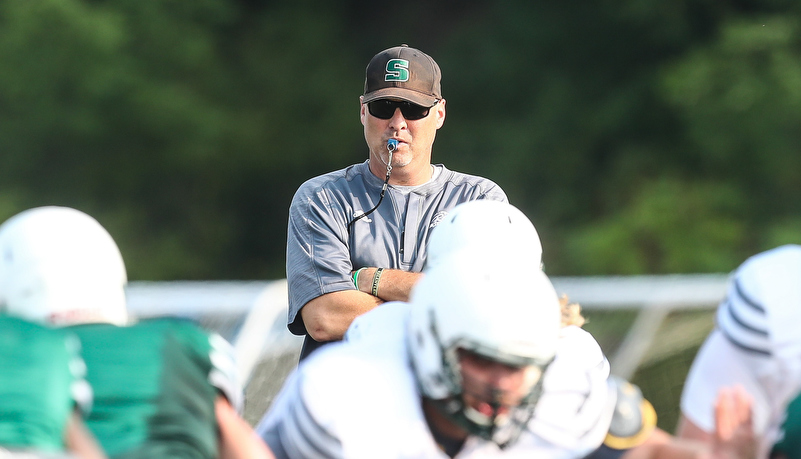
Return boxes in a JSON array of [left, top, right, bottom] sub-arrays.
[[407, 250, 560, 448], [426, 200, 543, 271], [0, 206, 128, 326]]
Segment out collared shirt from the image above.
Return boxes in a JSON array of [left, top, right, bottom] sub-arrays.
[[286, 160, 507, 338]]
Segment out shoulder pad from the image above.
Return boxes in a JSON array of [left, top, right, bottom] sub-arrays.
[[208, 332, 244, 413], [66, 333, 94, 415], [604, 376, 657, 450]]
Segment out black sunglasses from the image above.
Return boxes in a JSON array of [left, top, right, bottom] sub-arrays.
[[367, 99, 436, 120]]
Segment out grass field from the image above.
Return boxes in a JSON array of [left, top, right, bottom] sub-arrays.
[[582, 307, 716, 432], [243, 346, 300, 425]]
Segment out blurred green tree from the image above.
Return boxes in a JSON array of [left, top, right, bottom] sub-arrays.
[[0, 0, 361, 279], [0, 0, 799, 279]]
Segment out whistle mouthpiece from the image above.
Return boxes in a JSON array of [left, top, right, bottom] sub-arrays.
[[387, 139, 399, 152]]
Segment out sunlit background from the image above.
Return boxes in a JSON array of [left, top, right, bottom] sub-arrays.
[[2, 0, 800, 432]]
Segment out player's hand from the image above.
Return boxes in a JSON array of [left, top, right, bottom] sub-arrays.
[[711, 385, 755, 459]]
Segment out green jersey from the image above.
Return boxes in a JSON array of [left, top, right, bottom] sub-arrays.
[[0, 315, 91, 453], [772, 392, 801, 459], [70, 317, 241, 459]]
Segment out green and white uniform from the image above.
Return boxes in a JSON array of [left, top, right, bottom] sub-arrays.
[[772, 393, 801, 458], [0, 315, 91, 453], [69, 317, 241, 459]]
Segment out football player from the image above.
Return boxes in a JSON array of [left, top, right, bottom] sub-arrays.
[[0, 206, 272, 459], [258, 251, 570, 457], [678, 245, 801, 459], [0, 314, 104, 458], [257, 200, 753, 458]]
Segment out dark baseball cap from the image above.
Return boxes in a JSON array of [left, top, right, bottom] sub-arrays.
[[362, 44, 442, 107]]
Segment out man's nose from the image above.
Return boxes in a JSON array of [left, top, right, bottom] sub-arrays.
[[388, 108, 408, 129], [486, 364, 522, 391]]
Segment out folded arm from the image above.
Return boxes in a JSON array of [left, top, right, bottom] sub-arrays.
[[301, 269, 423, 342]]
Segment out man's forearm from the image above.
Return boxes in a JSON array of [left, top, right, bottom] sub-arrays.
[[301, 290, 383, 342], [354, 268, 423, 302], [301, 269, 423, 342]]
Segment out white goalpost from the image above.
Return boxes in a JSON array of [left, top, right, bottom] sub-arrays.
[[126, 273, 730, 384]]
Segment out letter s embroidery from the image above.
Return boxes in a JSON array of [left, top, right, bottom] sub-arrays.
[[385, 59, 410, 82]]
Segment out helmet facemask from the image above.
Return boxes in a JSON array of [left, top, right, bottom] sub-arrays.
[[423, 317, 553, 449], [407, 252, 561, 450]]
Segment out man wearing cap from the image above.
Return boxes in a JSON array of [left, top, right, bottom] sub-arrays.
[[286, 44, 508, 361]]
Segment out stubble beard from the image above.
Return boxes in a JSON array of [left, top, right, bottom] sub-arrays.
[[377, 148, 413, 169]]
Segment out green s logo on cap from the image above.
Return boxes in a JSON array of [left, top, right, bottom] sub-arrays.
[[385, 59, 409, 82]]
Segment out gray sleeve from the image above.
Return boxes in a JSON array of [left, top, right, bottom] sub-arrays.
[[286, 179, 357, 336], [478, 179, 508, 203], [437, 167, 508, 204]]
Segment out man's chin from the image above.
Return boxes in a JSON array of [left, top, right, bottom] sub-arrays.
[[390, 154, 414, 169]]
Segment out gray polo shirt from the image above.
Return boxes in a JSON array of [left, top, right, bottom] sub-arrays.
[[286, 160, 507, 336]]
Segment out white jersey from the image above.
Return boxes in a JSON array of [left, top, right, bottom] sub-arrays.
[[258, 303, 616, 458], [530, 325, 615, 456], [681, 244, 801, 459]]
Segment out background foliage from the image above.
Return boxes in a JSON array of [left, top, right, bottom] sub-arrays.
[[1, 0, 800, 280]]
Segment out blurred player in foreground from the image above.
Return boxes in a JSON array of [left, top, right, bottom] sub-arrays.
[[258, 200, 754, 458], [0, 314, 105, 458], [425, 200, 756, 459], [345, 200, 621, 455], [678, 244, 801, 458], [0, 206, 273, 459], [353, 200, 650, 456], [259, 250, 568, 457]]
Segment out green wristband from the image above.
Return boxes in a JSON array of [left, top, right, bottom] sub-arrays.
[[352, 268, 364, 290]]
